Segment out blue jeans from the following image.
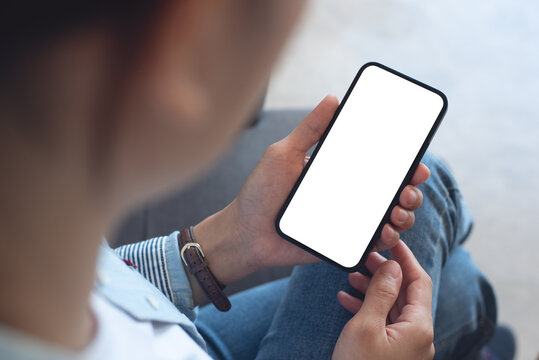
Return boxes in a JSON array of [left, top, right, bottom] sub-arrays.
[[195, 153, 497, 359]]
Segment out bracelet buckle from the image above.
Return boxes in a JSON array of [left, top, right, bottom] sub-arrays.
[[180, 242, 205, 267]]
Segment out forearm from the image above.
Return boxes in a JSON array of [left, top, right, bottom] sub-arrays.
[[114, 201, 259, 309]]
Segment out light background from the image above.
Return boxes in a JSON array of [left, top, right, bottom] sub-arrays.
[[265, 1, 539, 359]]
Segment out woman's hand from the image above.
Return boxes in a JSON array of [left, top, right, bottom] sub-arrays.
[[332, 240, 435, 360], [192, 95, 430, 289], [231, 95, 429, 266]]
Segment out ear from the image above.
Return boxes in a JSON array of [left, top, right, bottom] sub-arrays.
[[133, 1, 307, 126], [104, 1, 308, 211]]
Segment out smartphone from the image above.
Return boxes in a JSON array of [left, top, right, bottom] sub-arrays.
[[275, 62, 447, 272]]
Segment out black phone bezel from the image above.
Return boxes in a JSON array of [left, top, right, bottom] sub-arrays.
[[274, 62, 448, 273]]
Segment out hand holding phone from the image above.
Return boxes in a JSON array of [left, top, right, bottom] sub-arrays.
[[276, 62, 447, 271]]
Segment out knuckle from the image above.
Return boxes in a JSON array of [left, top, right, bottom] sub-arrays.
[[379, 226, 392, 246], [425, 326, 435, 344], [382, 227, 399, 246], [423, 274, 434, 291], [345, 319, 362, 334], [356, 319, 379, 340], [417, 323, 434, 348], [391, 224, 400, 238], [416, 267, 433, 289], [304, 118, 325, 140], [415, 189, 424, 207], [403, 211, 415, 228], [390, 207, 399, 221], [399, 187, 409, 204], [265, 142, 281, 155], [392, 230, 401, 245], [402, 185, 419, 208], [387, 237, 399, 249], [390, 208, 403, 226], [264, 141, 291, 162], [429, 344, 436, 359], [373, 279, 399, 301]]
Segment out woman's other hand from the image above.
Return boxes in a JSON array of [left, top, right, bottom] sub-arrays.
[[333, 240, 435, 360]]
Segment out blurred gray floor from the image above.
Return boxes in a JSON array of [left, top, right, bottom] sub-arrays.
[[264, 1, 539, 359]]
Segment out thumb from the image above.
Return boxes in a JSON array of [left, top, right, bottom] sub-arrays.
[[356, 260, 402, 324], [284, 94, 339, 153]]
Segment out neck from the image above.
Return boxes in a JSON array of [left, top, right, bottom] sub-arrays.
[[0, 32, 124, 350], [0, 147, 110, 350], [0, 209, 104, 350], [0, 212, 105, 351]]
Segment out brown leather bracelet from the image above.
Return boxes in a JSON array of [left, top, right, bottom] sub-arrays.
[[178, 227, 231, 312]]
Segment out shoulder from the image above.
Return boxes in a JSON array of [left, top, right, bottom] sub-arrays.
[[95, 245, 206, 349]]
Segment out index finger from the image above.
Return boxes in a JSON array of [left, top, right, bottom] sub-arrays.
[[390, 241, 433, 313]]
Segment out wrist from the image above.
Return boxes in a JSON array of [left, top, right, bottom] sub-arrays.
[[192, 200, 257, 286]]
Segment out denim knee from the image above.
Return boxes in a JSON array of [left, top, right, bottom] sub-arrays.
[[419, 152, 474, 249], [433, 247, 497, 359]]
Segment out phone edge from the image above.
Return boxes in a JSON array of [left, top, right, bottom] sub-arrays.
[[275, 62, 448, 273]]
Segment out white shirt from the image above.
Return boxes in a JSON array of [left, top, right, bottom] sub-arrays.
[[0, 293, 212, 360]]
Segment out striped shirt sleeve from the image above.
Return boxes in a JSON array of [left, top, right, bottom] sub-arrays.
[[114, 231, 196, 320]]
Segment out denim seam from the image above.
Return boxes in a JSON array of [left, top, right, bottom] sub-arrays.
[[436, 193, 451, 267], [446, 187, 474, 245]]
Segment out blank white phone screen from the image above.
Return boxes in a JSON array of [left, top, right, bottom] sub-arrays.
[[278, 64, 444, 268]]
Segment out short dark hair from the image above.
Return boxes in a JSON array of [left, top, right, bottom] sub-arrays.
[[0, 1, 162, 81]]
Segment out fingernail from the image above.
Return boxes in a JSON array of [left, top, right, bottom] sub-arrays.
[[381, 261, 400, 279], [409, 189, 418, 203], [398, 208, 408, 222], [381, 226, 395, 245]]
